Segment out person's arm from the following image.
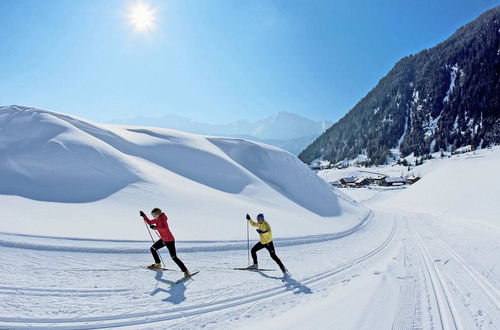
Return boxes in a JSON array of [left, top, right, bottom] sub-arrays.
[[256, 222, 270, 234], [246, 214, 258, 227], [140, 211, 156, 225]]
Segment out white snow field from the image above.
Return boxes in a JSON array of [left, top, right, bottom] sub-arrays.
[[0, 105, 367, 240], [1, 106, 499, 329]]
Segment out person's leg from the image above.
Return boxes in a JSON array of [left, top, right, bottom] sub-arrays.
[[264, 242, 285, 270], [165, 241, 188, 272], [150, 239, 165, 264], [250, 242, 265, 265]]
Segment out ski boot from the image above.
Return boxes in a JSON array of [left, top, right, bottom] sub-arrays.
[[246, 263, 258, 270], [281, 267, 290, 277], [148, 263, 162, 270], [184, 271, 192, 278]]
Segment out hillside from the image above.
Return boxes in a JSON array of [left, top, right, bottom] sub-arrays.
[[300, 6, 500, 165], [0, 105, 366, 240]]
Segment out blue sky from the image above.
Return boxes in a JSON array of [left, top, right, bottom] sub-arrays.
[[0, 0, 498, 124]]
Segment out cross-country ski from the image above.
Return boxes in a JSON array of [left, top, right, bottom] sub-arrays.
[[233, 268, 276, 272]]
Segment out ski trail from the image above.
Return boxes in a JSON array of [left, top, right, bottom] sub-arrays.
[[391, 222, 421, 330], [409, 217, 461, 330], [0, 218, 396, 329], [433, 235, 500, 308], [411, 213, 500, 328]]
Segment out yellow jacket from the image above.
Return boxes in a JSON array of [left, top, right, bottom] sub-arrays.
[[248, 219, 273, 244]]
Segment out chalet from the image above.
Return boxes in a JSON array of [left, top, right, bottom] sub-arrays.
[[355, 177, 370, 187], [340, 176, 357, 187], [372, 176, 386, 186], [381, 177, 407, 186]]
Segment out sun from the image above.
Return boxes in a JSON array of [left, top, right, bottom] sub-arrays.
[[127, 2, 156, 32]]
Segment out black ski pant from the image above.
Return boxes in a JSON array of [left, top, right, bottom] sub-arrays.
[[251, 241, 285, 270], [150, 239, 188, 272]]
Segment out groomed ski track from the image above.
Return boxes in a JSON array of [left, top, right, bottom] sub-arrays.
[[1, 209, 499, 329]]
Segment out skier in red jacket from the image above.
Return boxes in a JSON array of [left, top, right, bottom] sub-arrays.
[[140, 208, 191, 277]]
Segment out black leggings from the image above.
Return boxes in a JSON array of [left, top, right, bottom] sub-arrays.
[[150, 239, 188, 272], [251, 241, 285, 270]]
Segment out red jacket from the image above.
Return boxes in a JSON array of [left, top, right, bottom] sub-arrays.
[[143, 213, 175, 242]]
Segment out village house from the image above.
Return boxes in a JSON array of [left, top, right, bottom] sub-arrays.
[[339, 176, 357, 187], [381, 177, 407, 186], [355, 177, 371, 187]]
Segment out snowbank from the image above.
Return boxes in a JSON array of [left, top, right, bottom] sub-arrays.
[[0, 105, 368, 240]]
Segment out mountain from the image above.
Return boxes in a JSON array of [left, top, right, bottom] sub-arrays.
[[300, 6, 500, 165], [0, 105, 366, 240], [111, 112, 333, 155]]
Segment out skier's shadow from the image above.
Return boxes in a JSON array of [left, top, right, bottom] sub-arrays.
[[257, 271, 312, 295], [150, 271, 188, 304]]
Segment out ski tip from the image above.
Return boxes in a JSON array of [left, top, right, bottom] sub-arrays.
[[233, 267, 276, 271]]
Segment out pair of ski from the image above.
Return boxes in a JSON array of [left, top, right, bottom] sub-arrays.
[[173, 271, 200, 284], [145, 266, 200, 284], [233, 267, 275, 272]]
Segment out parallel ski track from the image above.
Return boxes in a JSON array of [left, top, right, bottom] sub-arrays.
[[409, 219, 461, 330], [391, 221, 421, 330], [0, 217, 397, 329], [432, 234, 500, 310]]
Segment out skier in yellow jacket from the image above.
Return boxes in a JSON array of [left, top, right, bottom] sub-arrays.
[[246, 213, 288, 275]]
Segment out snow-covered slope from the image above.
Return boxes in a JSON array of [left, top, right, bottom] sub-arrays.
[[379, 147, 500, 228], [318, 146, 500, 229], [0, 105, 366, 240]]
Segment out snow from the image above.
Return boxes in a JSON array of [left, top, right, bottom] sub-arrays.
[[380, 147, 500, 227], [0, 105, 367, 240], [425, 113, 440, 138], [429, 138, 436, 153], [443, 64, 458, 103], [1, 106, 499, 329]]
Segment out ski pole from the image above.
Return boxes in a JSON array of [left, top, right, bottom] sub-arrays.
[[143, 220, 166, 269], [247, 219, 250, 266]]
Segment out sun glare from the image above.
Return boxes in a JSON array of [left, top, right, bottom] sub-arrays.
[[127, 2, 156, 32]]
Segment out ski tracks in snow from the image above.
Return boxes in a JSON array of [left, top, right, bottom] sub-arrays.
[[395, 212, 499, 330], [1, 209, 499, 329], [0, 213, 403, 329]]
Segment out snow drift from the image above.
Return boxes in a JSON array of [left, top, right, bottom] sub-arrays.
[[0, 105, 367, 240]]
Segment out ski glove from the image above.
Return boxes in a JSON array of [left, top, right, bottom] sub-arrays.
[[256, 229, 268, 235], [246, 214, 251, 220], [139, 211, 146, 217], [149, 224, 156, 229]]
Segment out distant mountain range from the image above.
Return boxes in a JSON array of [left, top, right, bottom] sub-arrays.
[[111, 111, 332, 155], [300, 6, 500, 165]]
